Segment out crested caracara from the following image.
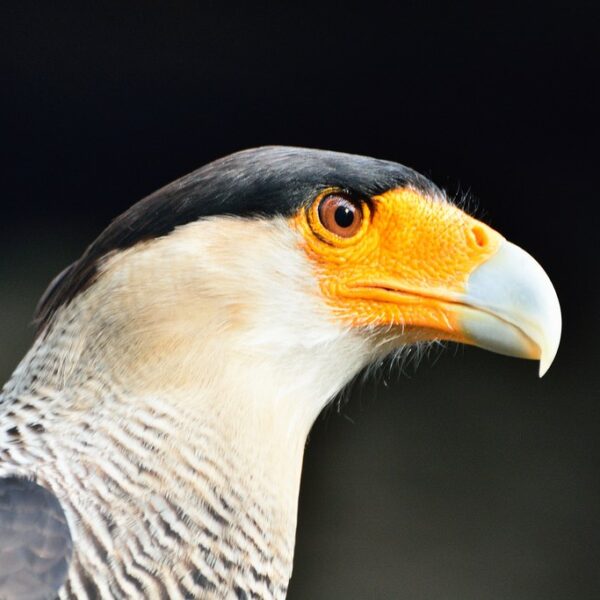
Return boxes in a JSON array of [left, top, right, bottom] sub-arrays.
[[0, 147, 561, 599]]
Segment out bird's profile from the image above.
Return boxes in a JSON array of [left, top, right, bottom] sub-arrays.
[[0, 146, 561, 599]]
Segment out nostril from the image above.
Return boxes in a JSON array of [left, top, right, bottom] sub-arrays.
[[471, 225, 488, 248]]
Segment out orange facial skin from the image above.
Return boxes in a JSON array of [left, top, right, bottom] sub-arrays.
[[292, 187, 503, 343]]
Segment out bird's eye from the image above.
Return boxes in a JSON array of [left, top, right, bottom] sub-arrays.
[[317, 194, 364, 238]]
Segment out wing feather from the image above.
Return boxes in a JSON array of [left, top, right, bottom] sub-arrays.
[[0, 477, 72, 600]]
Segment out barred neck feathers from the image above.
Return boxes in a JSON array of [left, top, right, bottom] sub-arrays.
[[1, 216, 375, 598]]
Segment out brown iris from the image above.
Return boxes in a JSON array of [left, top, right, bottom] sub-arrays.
[[317, 194, 363, 238]]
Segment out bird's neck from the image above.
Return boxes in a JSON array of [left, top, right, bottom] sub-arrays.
[[2, 291, 371, 597]]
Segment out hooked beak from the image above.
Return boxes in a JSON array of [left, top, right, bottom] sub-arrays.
[[458, 240, 561, 376]]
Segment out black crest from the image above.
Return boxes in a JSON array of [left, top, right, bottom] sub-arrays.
[[34, 146, 439, 334]]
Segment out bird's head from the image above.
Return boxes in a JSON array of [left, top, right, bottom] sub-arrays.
[[35, 147, 561, 433], [292, 177, 561, 375]]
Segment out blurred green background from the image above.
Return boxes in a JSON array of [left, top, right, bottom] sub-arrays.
[[1, 2, 598, 598]]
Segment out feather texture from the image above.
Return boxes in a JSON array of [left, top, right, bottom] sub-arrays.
[[1, 217, 381, 598]]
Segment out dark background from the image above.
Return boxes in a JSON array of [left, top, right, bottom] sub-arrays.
[[1, 2, 598, 598]]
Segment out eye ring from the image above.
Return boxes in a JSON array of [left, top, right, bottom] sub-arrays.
[[316, 193, 364, 238]]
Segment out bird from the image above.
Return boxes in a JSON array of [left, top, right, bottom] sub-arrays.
[[0, 146, 561, 599]]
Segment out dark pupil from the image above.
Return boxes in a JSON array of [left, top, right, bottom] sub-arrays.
[[334, 204, 355, 228]]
